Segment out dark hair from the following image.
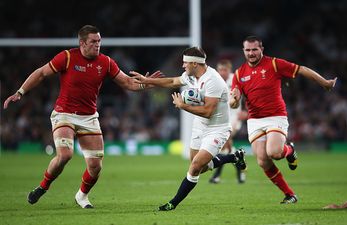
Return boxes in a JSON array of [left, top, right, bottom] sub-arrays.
[[78, 25, 100, 41], [243, 35, 263, 48], [183, 47, 207, 59]]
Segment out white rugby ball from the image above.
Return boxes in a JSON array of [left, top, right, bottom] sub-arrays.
[[181, 88, 202, 106]]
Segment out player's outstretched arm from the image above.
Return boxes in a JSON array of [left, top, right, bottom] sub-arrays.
[[3, 63, 55, 109], [130, 71, 182, 88], [298, 66, 337, 91], [113, 70, 162, 91], [323, 201, 347, 209]]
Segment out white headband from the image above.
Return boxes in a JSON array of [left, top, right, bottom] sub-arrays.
[[183, 55, 206, 64]]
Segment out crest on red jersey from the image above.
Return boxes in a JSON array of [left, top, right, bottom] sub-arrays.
[[261, 69, 267, 79], [96, 65, 102, 75]]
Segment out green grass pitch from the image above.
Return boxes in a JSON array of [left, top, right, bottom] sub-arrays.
[[1, 152, 346, 225]]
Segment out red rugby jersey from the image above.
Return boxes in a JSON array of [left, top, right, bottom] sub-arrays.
[[232, 56, 299, 119], [49, 48, 120, 115]]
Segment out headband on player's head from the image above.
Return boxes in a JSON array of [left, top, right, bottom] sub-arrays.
[[183, 55, 206, 64]]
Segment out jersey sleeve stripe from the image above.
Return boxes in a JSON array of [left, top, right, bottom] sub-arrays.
[[272, 57, 278, 72], [65, 50, 71, 70], [111, 69, 120, 78], [107, 56, 111, 73], [292, 65, 299, 78], [235, 69, 240, 82], [49, 61, 58, 73]]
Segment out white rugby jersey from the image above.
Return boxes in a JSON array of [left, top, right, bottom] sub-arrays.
[[179, 66, 230, 127]]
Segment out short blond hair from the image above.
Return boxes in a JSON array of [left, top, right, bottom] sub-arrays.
[[217, 59, 232, 71]]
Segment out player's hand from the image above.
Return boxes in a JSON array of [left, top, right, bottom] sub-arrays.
[[229, 88, 241, 109], [147, 70, 163, 79], [129, 71, 146, 84], [230, 88, 241, 101], [172, 92, 184, 108], [3, 92, 22, 109], [130, 70, 163, 84], [323, 204, 340, 209], [324, 77, 337, 91]]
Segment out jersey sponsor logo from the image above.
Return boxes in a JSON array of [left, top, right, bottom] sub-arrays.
[[74, 65, 86, 72], [87, 63, 93, 68], [240, 75, 251, 82]]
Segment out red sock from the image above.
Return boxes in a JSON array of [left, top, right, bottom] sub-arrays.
[[40, 170, 57, 190], [282, 144, 293, 158], [80, 169, 98, 194], [264, 165, 295, 196]]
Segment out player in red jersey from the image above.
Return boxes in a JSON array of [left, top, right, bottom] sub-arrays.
[[3, 25, 160, 208], [230, 36, 337, 204]]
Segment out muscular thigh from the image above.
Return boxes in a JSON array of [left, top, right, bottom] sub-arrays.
[[252, 140, 273, 169], [190, 148, 199, 161], [78, 135, 104, 150], [266, 132, 286, 156], [251, 140, 267, 160]]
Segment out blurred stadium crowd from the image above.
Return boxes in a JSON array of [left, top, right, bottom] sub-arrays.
[[1, 0, 346, 151]]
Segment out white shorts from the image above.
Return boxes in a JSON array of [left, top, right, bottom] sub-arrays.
[[50, 110, 102, 135], [190, 121, 231, 157], [247, 116, 288, 143]]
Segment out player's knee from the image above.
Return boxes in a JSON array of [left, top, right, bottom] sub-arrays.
[[56, 151, 73, 164], [256, 158, 271, 170], [89, 166, 102, 177], [266, 148, 283, 160], [190, 161, 204, 175], [87, 162, 102, 177]]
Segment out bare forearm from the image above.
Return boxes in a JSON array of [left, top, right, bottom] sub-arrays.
[[146, 77, 181, 88], [299, 66, 330, 87], [20, 68, 47, 93], [180, 104, 213, 118]]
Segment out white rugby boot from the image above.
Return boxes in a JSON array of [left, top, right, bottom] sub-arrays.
[[75, 189, 94, 208]]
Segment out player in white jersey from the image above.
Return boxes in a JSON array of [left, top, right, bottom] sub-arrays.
[[130, 47, 247, 211], [209, 59, 247, 184]]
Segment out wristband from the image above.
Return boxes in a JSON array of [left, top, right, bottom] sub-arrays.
[[17, 88, 25, 96]]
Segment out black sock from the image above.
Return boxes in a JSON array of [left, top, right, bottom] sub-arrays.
[[212, 154, 238, 168], [212, 165, 224, 178], [170, 177, 197, 207]]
